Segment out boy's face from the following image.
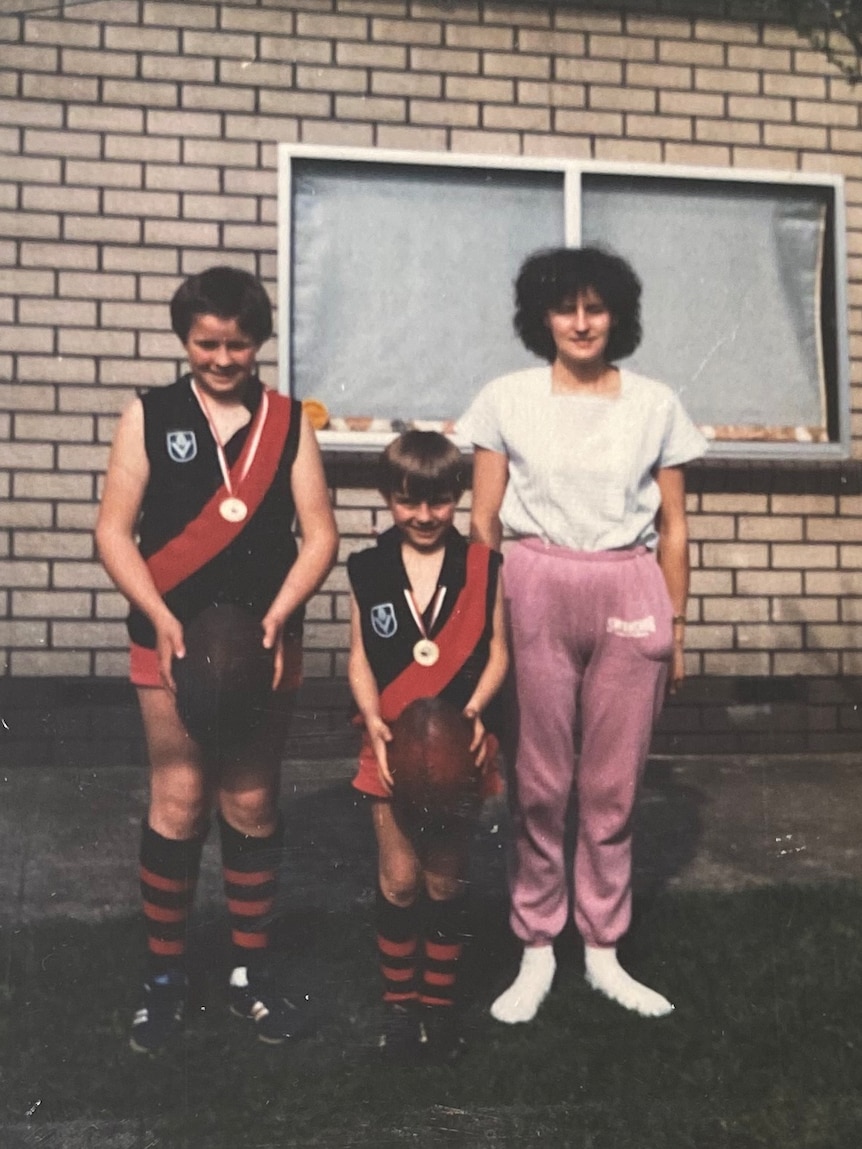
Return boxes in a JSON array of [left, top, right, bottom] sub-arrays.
[[387, 492, 457, 553], [183, 313, 259, 402]]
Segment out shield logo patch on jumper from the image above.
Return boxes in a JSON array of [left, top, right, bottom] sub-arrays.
[[370, 602, 397, 639], [166, 430, 197, 463]]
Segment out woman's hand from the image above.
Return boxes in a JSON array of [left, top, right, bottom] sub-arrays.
[[668, 637, 686, 695], [261, 611, 284, 690], [464, 707, 488, 770], [367, 716, 394, 793], [154, 612, 185, 693]]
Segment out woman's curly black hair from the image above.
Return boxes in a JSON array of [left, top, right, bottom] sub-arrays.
[[170, 266, 273, 346], [514, 246, 642, 363]]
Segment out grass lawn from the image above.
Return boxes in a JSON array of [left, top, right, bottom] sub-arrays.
[[1, 882, 861, 1148]]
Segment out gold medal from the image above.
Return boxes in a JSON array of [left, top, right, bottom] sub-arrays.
[[219, 496, 248, 523], [413, 638, 440, 666]]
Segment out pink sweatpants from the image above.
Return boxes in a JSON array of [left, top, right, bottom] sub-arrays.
[[503, 539, 672, 949]]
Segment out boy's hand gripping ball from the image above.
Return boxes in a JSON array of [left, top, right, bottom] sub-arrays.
[[387, 697, 479, 824]]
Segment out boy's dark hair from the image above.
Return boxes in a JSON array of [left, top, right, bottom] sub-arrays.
[[378, 431, 465, 504], [514, 246, 642, 363], [170, 266, 274, 346]]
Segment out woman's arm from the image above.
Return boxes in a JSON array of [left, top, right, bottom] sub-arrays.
[[95, 398, 186, 689], [655, 464, 690, 694], [347, 591, 393, 791], [261, 410, 339, 683], [463, 572, 509, 766], [469, 446, 509, 551]]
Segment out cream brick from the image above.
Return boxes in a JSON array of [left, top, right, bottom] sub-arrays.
[[53, 561, 113, 589], [10, 650, 91, 675], [695, 66, 758, 94], [840, 495, 862, 514], [630, 62, 698, 95], [0, 43, 57, 71], [143, 1, 217, 28], [410, 100, 478, 128], [685, 623, 733, 649], [594, 138, 662, 163], [659, 40, 724, 67], [0, 503, 52, 529], [806, 570, 862, 595], [251, 91, 326, 120], [59, 387, 132, 414], [484, 51, 550, 80], [373, 71, 441, 97], [296, 64, 367, 93], [627, 113, 691, 140], [555, 108, 622, 135], [398, 40, 468, 71], [14, 532, 93, 560], [446, 75, 513, 102], [807, 624, 862, 649], [736, 570, 802, 595], [728, 94, 792, 122], [737, 623, 803, 650], [96, 590, 128, 619], [555, 58, 623, 84], [93, 651, 130, 675], [296, 12, 368, 39], [689, 569, 733, 594], [842, 599, 862, 622], [0, 443, 54, 470], [449, 128, 519, 154], [701, 494, 768, 513], [739, 516, 804, 541], [301, 120, 376, 145], [179, 74, 248, 104], [59, 329, 135, 358], [727, 45, 791, 71], [5, 155, 63, 184], [0, 559, 50, 587], [52, 620, 127, 648], [62, 48, 137, 77], [224, 9, 294, 32], [105, 134, 181, 164], [25, 17, 100, 47], [0, 326, 54, 353], [259, 35, 331, 64], [71, 1, 141, 21], [67, 105, 145, 133], [303, 621, 350, 649], [64, 216, 142, 244], [219, 59, 293, 89], [0, 621, 48, 646], [0, 99, 63, 128], [182, 29, 256, 58], [14, 413, 93, 442], [375, 124, 447, 150], [797, 100, 859, 127], [688, 515, 735, 540], [773, 597, 839, 623], [807, 517, 862, 542], [765, 123, 828, 150], [223, 223, 278, 249], [702, 541, 767, 568], [106, 25, 180, 53], [589, 34, 655, 62], [225, 114, 300, 142], [23, 186, 100, 214], [414, 0, 478, 19], [65, 159, 142, 189], [793, 48, 846, 76], [19, 301, 97, 328], [773, 652, 840, 675], [336, 41, 405, 68], [554, 10, 619, 33], [102, 80, 178, 108], [483, 104, 550, 131], [696, 118, 760, 146], [516, 29, 584, 55], [703, 652, 770, 675], [12, 590, 91, 617], [22, 75, 99, 102], [703, 597, 769, 622], [335, 94, 406, 122], [146, 164, 220, 192], [520, 81, 584, 108], [660, 89, 722, 117], [147, 108, 221, 138], [0, 268, 53, 296], [591, 85, 656, 112], [373, 16, 441, 45], [0, 383, 55, 411], [764, 73, 827, 100]]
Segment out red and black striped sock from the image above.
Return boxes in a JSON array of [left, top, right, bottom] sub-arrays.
[[419, 894, 467, 1010], [219, 812, 282, 971], [139, 820, 205, 978], [376, 887, 419, 1005]]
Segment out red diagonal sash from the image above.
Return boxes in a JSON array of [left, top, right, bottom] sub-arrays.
[[378, 544, 491, 722], [146, 390, 292, 595]]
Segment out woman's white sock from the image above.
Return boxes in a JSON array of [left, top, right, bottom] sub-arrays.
[[490, 945, 556, 1024], [584, 945, 673, 1017]]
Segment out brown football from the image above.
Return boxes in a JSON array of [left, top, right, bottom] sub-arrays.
[[387, 697, 478, 822]]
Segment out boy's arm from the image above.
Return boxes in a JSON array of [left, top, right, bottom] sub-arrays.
[[463, 571, 509, 764], [261, 410, 339, 687], [347, 590, 393, 791]]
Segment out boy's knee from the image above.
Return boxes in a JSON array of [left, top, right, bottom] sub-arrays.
[[149, 791, 208, 839], [379, 864, 420, 908], [219, 787, 278, 836], [424, 872, 465, 902]]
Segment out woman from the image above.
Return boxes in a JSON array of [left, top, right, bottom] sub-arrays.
[[96, 266, 338, 1052], [459, 246, 706, 1022]]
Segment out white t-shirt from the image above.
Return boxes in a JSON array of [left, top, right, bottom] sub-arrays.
[[458, 365, 708, 552]]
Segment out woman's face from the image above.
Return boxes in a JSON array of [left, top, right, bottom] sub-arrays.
[[545, 287, 614, 367], [183, 313, 260, 402]]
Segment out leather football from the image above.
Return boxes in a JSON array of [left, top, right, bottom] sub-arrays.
[[387, 697, 478, 822]]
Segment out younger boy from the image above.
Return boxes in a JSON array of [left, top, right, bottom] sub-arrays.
[[347, 431, 508, 1064]]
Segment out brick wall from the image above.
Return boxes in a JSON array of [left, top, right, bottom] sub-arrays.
[[2, 0, 862, 750]]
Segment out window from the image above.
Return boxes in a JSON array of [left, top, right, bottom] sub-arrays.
[[278, 145, 849, 459]]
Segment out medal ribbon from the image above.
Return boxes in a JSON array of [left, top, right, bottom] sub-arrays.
[[403, 586, 446, 644], [190, 379, 269, 502]]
